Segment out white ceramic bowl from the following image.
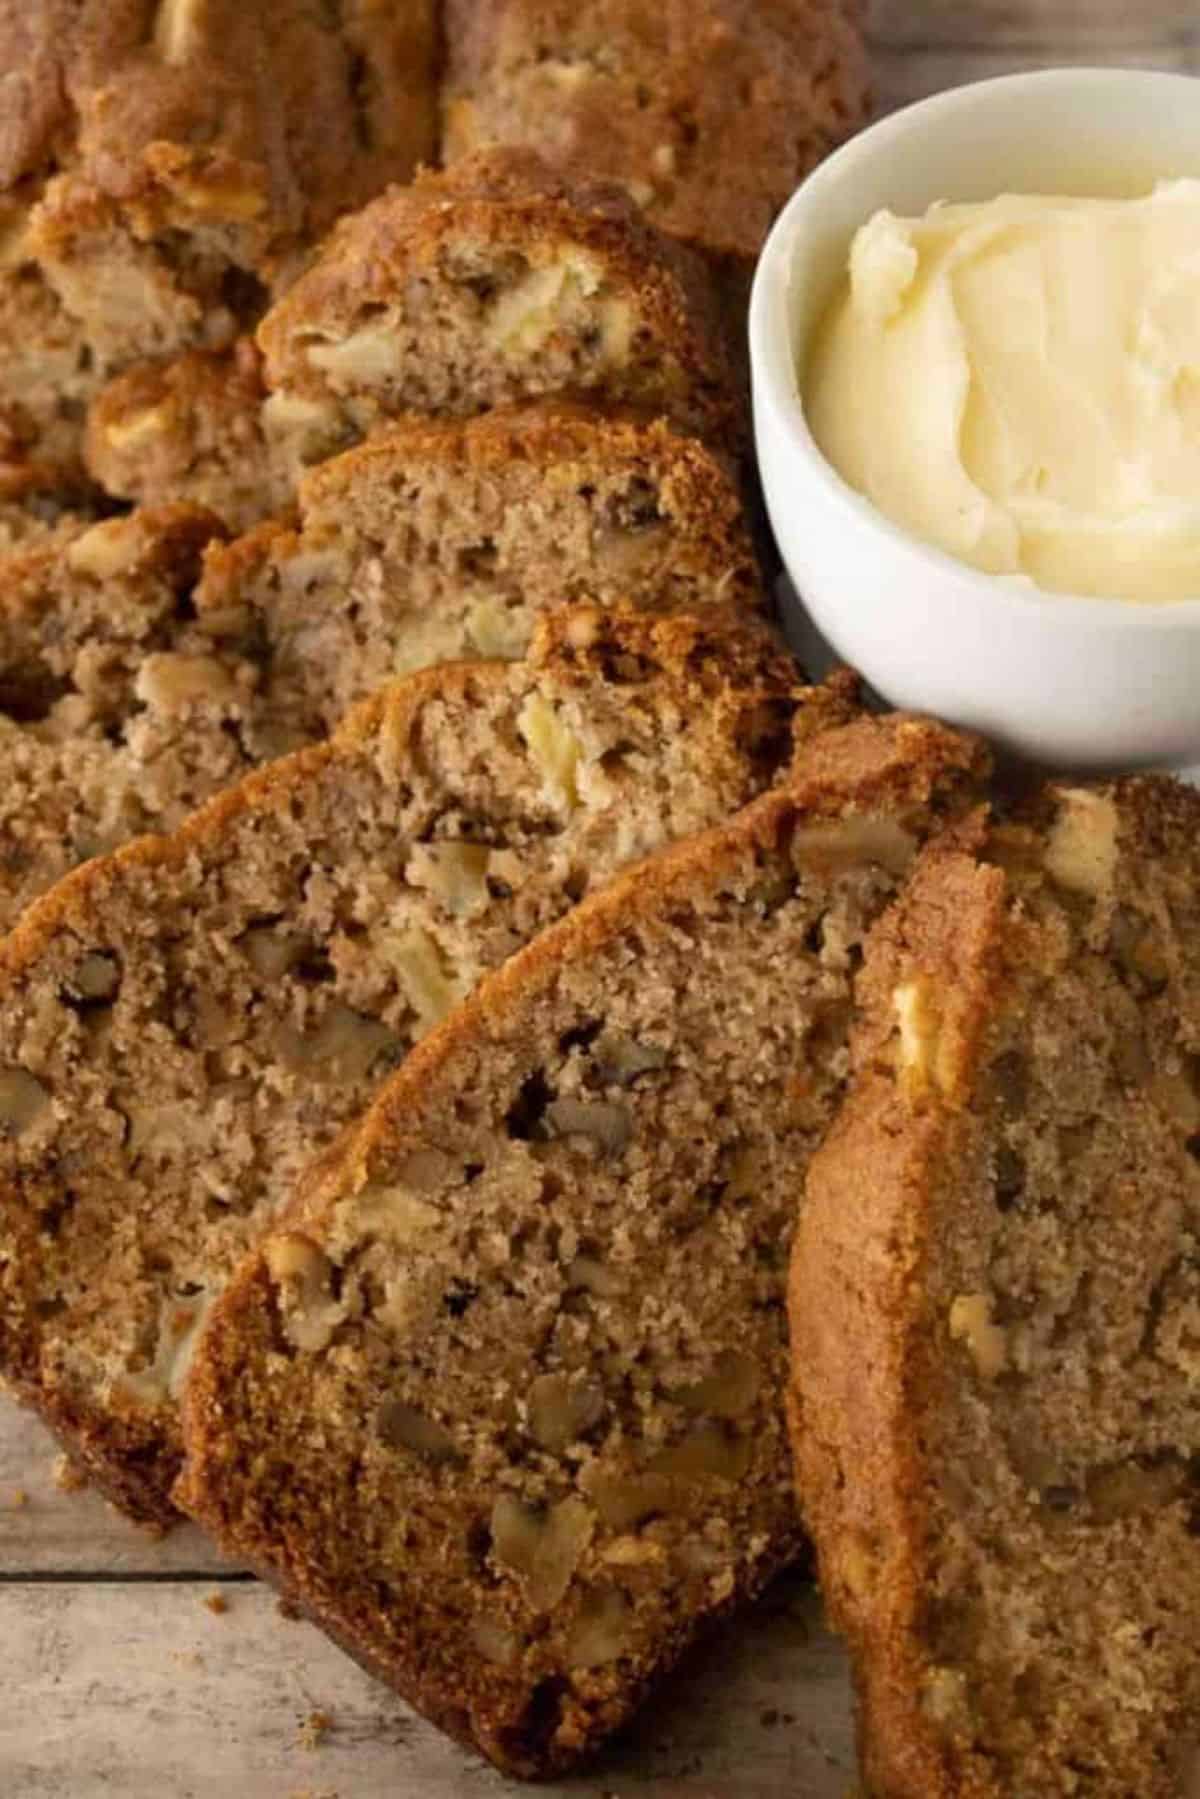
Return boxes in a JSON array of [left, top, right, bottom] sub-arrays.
[[749, 68, 1200, 770]]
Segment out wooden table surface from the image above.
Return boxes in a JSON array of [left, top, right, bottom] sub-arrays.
[[5, 6, 1198, 1796]]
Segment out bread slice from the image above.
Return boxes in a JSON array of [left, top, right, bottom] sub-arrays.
[[85, 342, 285, 534], [442, 0, 869, 272], [176, 714, 989, 1776], [0, 503, 274, 934], [790, 781, 1200, 1798], [0, 609, 841, 1528], [192, 403, 763, 717], [256, 147, 741, 480]]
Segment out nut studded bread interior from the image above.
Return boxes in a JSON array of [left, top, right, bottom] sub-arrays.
[[194, 403, 764, 710], [256, 147, 741, 480], [0, 1, 437, 472], [0, 503, 275, 935], [790, 782, 1200, 1798], [0, 609, 843, 1527], [177, 714, 989, 1778], [442, 0, 869, 272]]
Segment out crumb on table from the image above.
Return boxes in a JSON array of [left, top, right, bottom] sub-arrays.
[[52, 1453, 87, 1493], [298, 1709, 334, 1751], [204, 1592, 230, 1616]]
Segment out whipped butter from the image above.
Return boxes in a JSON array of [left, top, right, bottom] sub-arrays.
[[804, 182, 1200, 603]]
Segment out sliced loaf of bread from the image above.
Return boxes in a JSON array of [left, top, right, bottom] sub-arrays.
[[193, 403, 763, 716], [791, 782, 1200, 1798], [256, 147, 740, 481], [177, 714, 989, 1776], [0, 610, 840, 1526]]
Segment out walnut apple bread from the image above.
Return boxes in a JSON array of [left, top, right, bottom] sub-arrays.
[[0, 0, 437, 472], [192, 403, 764, 708], [442, 0, 869, 272], [0, 608, 845, 1528], [256, 147, 742, 482], [177, 714, 989, 1777], [791, 781, 1200, 1797]]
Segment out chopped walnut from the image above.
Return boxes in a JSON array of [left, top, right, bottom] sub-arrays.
[[466, 597, 529, 661], [675, 1349, 759, 1419], [948, 1293, 1007, 1379], [484, 256, 601, 354], [544, 1098, 632, 1155], [376, 1399, 459, 1462], [405, 842, 491, 919], [527, 1372, 605, 1451], [0, 1067, 49, 1136], [518, 692, 582, 809], [489, 1493, 594, 1611], [565, 1588, 631, 1668], [307, 325, 403, 387], [893, 978, 949, 1097], [134, 654, 241, 713], [385, 925, 464, 1030], [471, 1616, 521, 1667], [66, 519, 143, 581], [264, 1234, 345, 1353], [645, 1422, 752, 1482], [1044, 789, 1118, 898]]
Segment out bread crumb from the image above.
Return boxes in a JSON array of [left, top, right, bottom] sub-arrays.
[[52, 1454, 87, 1493], [298, 1710, 334, 1751], [204, 1592, 230, 1616], [277, 1595, 303, 1621]]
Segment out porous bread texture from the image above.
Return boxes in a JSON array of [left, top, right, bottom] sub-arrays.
[[193, 403, 764, 716], [0, 459, 105, 552], [256, 147, 742, 482], [0, 503, 278, 934], [442, 0, 869, 272], [791, 781, 1200, 1798], [0, 0, 437, 469], [177, 714, 989, 1777], [0, 609, 841, 1527], [85, 341, 286, 533]]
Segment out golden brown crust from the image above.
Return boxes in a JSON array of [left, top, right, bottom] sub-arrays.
[[441, 0, 869, 266]]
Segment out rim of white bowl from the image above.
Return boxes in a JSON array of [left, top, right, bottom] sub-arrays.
[[748, 66, 1200, 633]]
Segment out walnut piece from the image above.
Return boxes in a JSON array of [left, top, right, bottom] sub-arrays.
[[1044, 789, 1118, 898], [70, 953, 120, 1003], [406, 842, 491, 919], [675, 1350, 759, 1419], [645, 1422, 752, 1482], [102, 404, 171, 451], [239, 926, 306, 983], [261, 391, 343, 466], [948, 1293, 1007, 1379], [544, 1098, 632, 1156], [66, 520, 143, 581], [276, 1004, 397, 1083], [893, 978, 950, 1097], [376, 1400, 459, 1462], [135, 654, 241, 713], [0, 1067, 49, 1135], [466, 597, 529, 661], [121, 1287, 213, 1406], [307, 325, 403, 387], [386, 925, 464, 1030], [264, 1233, 345, 1353], [470, 1617, 521, 1667], [527, 1372, 605, 1451], [483, 255, 602, 355], [489, 1494, 594, 1611], [565, 1588, 632, 1669], [518, 692, 582, 809]]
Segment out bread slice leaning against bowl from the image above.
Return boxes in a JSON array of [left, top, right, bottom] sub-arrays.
[[791, 780, 1200, 1799]]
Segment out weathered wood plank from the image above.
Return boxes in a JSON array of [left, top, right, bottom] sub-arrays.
[[874, 41, 1195, 115], [871, 0, 1196, 55], [0, 1394, 238, 1575], [0, 1573, 853, 1799]]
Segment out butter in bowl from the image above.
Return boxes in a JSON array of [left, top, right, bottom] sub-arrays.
[[750, 68, 1200, 770]]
